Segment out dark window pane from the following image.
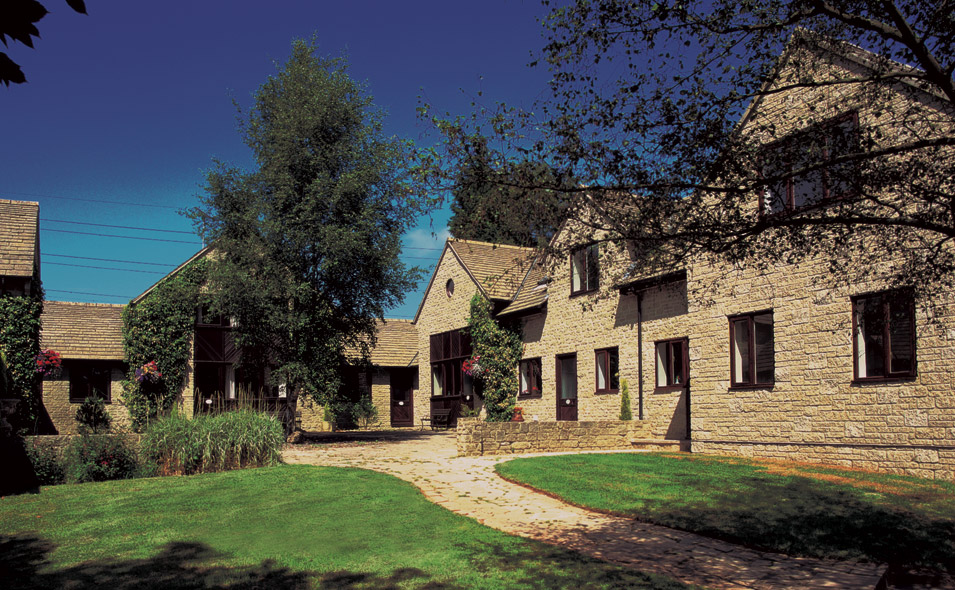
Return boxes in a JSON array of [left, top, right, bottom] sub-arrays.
[[560, 356, 577, 399], [860, 297, 887, 378], [671, 341, 684, 385], [889, 297, 914, 374], [587, 245, 600, 291], [763, 158, 789, 213], [609, 349, 619, 390], [754, 314, 774, 383]]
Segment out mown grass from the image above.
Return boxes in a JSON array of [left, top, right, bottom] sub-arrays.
[[0, 464, 693, 590], [496, 453, 955, 571]]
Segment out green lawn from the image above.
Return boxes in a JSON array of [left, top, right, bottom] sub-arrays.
[[0, 464, 691, 590], [496, 453, 955, 571]]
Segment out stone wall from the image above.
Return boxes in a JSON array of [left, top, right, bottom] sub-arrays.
[[42, 367, 131, 435], [456, 417, 653, 456]]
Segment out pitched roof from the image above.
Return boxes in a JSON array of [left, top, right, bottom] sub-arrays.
[[40, 301, 126, 361], [367, 319, 417, 367], [0, 199, 39, 278], [497, 261, 548, 317], [447, 239, 536, 300], [131, 246, 212, 304]]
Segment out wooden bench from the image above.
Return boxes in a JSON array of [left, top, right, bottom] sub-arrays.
[[421, 408, 453, 431]]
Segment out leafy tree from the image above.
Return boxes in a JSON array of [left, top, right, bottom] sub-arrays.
[[189, 38, 425, 411], [1, 0, 87, 86], [423, 0, 955, 297], [449, 140, 571, 247]]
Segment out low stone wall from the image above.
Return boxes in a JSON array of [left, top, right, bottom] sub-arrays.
[[456, 418, 651, 456], [23, 433, 142, 457]]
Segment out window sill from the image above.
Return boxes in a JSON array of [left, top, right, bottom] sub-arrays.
[[654, 385, 685, 393], [518, 392, 542, 399], [851, 375, 916, 385], [569, 288, 598, 298], [70, 399, 112, 405], [594, 389, 619, 395], [728, 384, 774, 391]]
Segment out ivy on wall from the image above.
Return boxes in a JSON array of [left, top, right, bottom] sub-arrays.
[[0, 293, 43, 433], [467, 293, 523, 422], [122, 258, 208, 431]]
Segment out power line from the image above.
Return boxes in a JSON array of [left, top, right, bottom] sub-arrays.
[[41, 218, 196, 235], [41, 227, 203, 245], [4, 191, 180, 210], [42, 253, 178, 268], [44, 261, 166, 275], [46, 289, 133, 299]]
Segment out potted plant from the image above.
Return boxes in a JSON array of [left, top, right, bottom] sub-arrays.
[[511, 406, 524, 422]]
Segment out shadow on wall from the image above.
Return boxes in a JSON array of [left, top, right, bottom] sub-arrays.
[[0, 535, 451, 590], [664, 389, 688, 441], [613, 282, 689, 329]]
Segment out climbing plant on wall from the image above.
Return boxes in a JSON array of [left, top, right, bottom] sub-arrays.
[[122, 258, 208, 431], [0, 287, 43, 433], [466, 293, 522, 422]]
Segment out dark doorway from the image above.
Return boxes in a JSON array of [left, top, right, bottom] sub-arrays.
[[556, 353, 578, 421], [390, 368, 414, 427]]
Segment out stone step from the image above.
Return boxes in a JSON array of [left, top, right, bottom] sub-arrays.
[[630, 439, 689, 451]]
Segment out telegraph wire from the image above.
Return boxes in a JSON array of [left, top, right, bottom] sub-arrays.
[[42, 253, 178, 267], [44, 262, 166, 275], [41, 218, 196, 235], [46, 289, 133, 299], [41, 228, 203, 245], [4, 191, 180, 210]]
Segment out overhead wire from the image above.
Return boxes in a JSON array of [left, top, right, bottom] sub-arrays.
[[42, 253, 178, 267], [44, 261, 167, 275], [41, 218, 196, 235]]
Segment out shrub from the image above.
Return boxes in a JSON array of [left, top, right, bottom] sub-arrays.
[[62, 435, 140, 483], [142, 410, 284, 476], [619, 378, 632, 421], [75, 397, 112, 434], [25, 440, 65, 486], [351, 396, 378, 429]]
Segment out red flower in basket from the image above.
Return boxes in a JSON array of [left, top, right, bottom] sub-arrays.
[[135, 361, 162, 384], [35, 349, 62, 378]]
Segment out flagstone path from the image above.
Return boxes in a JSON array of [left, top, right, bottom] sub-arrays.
[[282, 431, 886, 590]]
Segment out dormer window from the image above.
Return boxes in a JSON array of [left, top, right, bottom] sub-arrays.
[[570, 244, 599, 295], [761, 112, 859, 214]]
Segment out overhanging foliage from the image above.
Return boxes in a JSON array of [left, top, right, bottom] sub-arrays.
[[467, 293, 523, 422]]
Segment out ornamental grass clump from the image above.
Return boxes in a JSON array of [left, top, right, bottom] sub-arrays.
[[142, 410, 283, 476]]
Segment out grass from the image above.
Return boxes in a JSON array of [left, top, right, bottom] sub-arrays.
[[495, 453, 955, 571], [0, 464, 693, 590]]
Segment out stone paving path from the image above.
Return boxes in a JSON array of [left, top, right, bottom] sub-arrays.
[[282, 431, 886, 590]]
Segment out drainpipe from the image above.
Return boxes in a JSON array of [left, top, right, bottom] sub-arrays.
[[637, 291, 644, 421]]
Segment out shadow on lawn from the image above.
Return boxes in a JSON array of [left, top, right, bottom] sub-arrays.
[[0, 534, 453, 590], [634, 472, 955, 571]]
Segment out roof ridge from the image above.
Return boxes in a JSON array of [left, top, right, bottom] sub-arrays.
[[0, 198, 39, 207], [46, 300, 126, 308], [449, 238, 537, 252]]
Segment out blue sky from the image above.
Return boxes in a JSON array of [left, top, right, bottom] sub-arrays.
[[1, 0, 553, 319]]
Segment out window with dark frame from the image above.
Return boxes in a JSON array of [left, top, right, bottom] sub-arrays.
[[595, 347, 619, 393], [519, 358, 542, 397], [570, 244, 600, 295], [655, 338, 688, 389], [729, 312, 774, 387], [69, 363, 112, 403], [429, 328, 473, 397], [761, 112, 859, 215], [852, 290, 915, 381]]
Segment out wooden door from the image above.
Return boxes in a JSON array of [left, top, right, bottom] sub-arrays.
[[556, 353, 578, 421], [390, 369, 414, 427]]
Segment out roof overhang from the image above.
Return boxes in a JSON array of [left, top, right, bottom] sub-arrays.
[[616, 269, 687, 295]]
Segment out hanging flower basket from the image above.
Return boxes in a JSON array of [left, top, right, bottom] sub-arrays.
[[511, 406, 524, 422], [462, 355, 484, 378], [35, 349, 62, 378], [135, 360, 163, 384]]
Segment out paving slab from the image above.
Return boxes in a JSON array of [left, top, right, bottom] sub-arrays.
[[282, 431, 887, 590]]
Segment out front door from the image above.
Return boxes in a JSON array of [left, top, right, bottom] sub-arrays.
[[556, 353, 578, 421], [390, 369, 414, 427]]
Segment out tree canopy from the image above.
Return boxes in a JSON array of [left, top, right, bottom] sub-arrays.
[[421, 0, 955, 297], [189, 38, 426, 407], [0, 0, 86, 86]]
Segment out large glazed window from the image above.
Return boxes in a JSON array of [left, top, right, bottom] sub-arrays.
[[729, 312, 774, 387], [429, 328, 472, 396], [570, 244, 600, 295], [853, 290, 915, 380], [761, 113, 859, 214]]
